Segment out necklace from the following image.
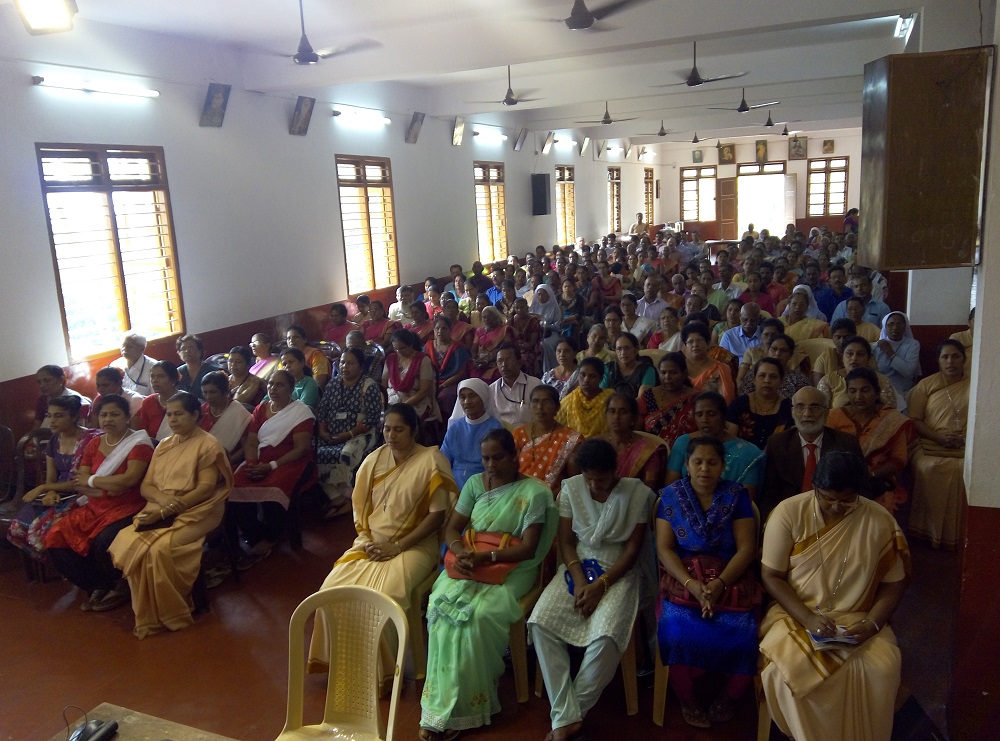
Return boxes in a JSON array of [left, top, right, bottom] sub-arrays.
[[210, 404, 226, 418], [812, 498, 855, 611], [750, 393, 780, 416], [943, 381, 966, 431], [104, 431, 126, 447]]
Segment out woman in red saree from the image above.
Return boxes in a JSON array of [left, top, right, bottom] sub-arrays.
[[508, 297, 542, 377], [637, 352, 699, 447], [471, 306, 513, 383], [407, 300, 435, 344], [442, 299, 475, 349], [426, 316, 471, 421], [384, 329, 440, 424], [362, 300, 402, 350]]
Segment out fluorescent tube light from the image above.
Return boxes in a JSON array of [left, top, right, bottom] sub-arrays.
[[32, 75, 159, 98]]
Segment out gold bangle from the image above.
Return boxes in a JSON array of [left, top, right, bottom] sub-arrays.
[[599, 574, 609, 593], [566, 559, 582, 569], [716, 575, 728, 589], [684, 578, 694, 591], [449, 538, 463, 551]]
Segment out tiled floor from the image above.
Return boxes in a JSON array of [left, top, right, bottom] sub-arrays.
[[3, 504, 944, 741]]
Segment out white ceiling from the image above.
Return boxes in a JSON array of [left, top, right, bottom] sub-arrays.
[[5, 0, 932, 142]]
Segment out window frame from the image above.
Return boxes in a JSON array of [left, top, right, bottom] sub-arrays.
[[644, 167, 654, 225], [679, 165, 717, 222], [473, 161, 508, 264], [35, 142, 185, 362], [607, 166, 622, 234], [736, 162, 787, 175], [555, 165, 576, 246], [806, 157, 850, 217], [335, 154, 400, 295]]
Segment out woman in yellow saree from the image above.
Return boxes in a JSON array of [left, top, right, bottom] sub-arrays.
[[108, 392, 233, 639], [760, 451, 910, 741], [308, 402, 458, 672]]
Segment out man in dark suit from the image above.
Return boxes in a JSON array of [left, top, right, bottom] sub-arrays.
[[760, 386, 863, 526]]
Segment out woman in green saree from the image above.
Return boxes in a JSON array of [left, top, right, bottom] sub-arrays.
[[419, 428, 557, 740]]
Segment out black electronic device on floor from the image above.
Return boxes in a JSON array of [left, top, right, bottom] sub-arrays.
[[69, 719, 119, 741]]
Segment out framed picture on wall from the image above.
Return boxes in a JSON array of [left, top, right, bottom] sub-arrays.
[[823, 139, 835, 154], [788, 136, 808, 160], [199, 83, 231, 128], [719, 143, 736, 164], [755, 139, 768, 163], [692, 149, 704, 163], [289, 96, 316, 136]]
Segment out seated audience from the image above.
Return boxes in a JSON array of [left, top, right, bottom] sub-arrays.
[[284, 325, 331, 390], [308, 403, 458, 681], [345, 329, 384, 384], [620, 293, 655, 344], [226, 345, 265, 408], [276, 347, 320, 409], [908, 340, 969, 549], [352, 294, 373, 325], [426, 315, 471, 420], [738, 333, 811, 399], [827, 367, 915, 513], [388, 284, 415, 323], [314, 347, 384, 516], [229, 371, 315, 568], [199, 371, 251, 466], [637, 352, 699, 447], [508, 297, 542, 376], [595, 393, 667, 491], [831, 273, 890, 326], [558, 357, 614, 437], [441, 379, 504, 491], [588, 260, 623, 314], [113, 331, 155, 396], [8, 396, 101, 562], [781, 286, 830, 341], [32, 364, 92, 432], [817, 336, 897, 410], [739, 272, 776, 315], [949, 306, 974, 354], [529, 439, 654, 741], [362, 300, 402, 350], [657, 435, 759, 729], [667, 392, 763, 499], [719, 303, 763, 363], [513, 385, 583, 494], [324, 302, 358, 346], [132, 360, 180, 443], [603, 305, 626, 350], [407, 300, 434, 343], [727, 358, 794, 450], [603, 332, 656, 398], [814, 264, 853, 320], [682, 323, 736, 403], [472, 306, 514, 383], [491, 343, 541, 428], [760, 452, 909, 741], [92, 366, 143, 420], [810, 318, 858, 385], [495, 278, 519, 322], [441, 298, 474, 349], [176, 334, 223, 400], [542, 338, 580, 399], [711, 300, 743, 347], [420, 429, 557, 740], [578, 325, 615, 364], [108, 392, 232, 638], [760, 386, 864, 525], [249, 333, 280, 380], [873, 312, 921, 405], [842, 295, 881, 343], [45, 395, 152, 612], [647, 306, 682, 352], [384, 328, 440, 426]]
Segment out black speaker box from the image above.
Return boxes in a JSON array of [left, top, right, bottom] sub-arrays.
[[531, 173, 551, 216]]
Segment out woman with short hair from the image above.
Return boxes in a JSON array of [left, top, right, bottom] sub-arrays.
[[277, 347, 320, 409], [384, 328, 440, 425], [132, 360, 181, 443], [227, 345, 265, 408], [285, 325, 332, 390], [682, 323, 736, 403], [176, 334, 223, 400]]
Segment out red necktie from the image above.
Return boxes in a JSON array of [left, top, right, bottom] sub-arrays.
[[801, 443, 818, 492]]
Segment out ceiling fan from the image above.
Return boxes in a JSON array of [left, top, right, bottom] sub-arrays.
[[666, 132, 708, 144], [708, 88, 780, 113], [637, 120, 673, 137], [656, 42, 749, 87], [286, 0, 379, 64], [560, 0, 648, 31], [576, 102, 637, 125], [762, 111, 801, 129], [467, 66, 541, 106]]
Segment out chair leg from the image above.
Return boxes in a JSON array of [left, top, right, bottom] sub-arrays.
[[620, 630, 638, 716], [755, 673, 771, 741], [192, 559, 210, 615], [509, 617, 530, 703], [405, 601, 426, 680], [534, 658, 544, 698], [652, 650, 669, 727]]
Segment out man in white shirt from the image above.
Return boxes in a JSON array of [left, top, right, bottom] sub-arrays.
[[387, 284, 414, 323], [714, 263, 744, 300], [636, 277, 669, 320], [111, 331, 154, 396], [627, 212, 647, 238], [490, 344, 540, 428]]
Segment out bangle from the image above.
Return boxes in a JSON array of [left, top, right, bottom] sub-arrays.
[[269, 460, 278, 470], [159, 508, 164, 519], [716, 575, 728, 589], [450, 538, 463, 551], [599, 574, 609, 594], [491, 550, 497, 563], [566, 559, 582, 569], [87, 475, 97, 488], [863, 618, 881, 632], [683, 578, 694, 591]]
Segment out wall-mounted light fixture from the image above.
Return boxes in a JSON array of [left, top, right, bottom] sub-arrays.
[[894, 14, 915, 41], [473, 129, 508, 144], [31, 74, 159, 98], [334, 105, 390, 129], [15, 0, 78, 35]]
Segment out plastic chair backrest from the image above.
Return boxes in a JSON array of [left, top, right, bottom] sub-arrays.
[[205, 352, 230, 368], [282, 585, 408, 740]]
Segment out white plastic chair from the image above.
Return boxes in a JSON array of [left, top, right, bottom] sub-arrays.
[[276, 585, 408, 741]]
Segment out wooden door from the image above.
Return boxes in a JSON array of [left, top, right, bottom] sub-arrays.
[[718, 178, 737, 240]]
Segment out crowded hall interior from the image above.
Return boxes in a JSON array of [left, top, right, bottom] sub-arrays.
[[2, 1, 1000, 740]]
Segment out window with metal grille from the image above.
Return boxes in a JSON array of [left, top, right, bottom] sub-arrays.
[[644, 167, 654, 224], [336, 155, 399, 295], [36, 144, 184, 361], [806, 157, 849, 217], [555, 165, 575, 245], [607, 167, 622, 234], [680, 166, 717, 221], [474, 162, 507, 264]]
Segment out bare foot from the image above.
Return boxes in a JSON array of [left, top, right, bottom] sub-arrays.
[[552, 721, 584, 741]]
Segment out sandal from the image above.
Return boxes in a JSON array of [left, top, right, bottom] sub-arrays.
[[81, 590, 106, 611], [91, 585, 130, 613], [681, 704, 711, 729], [708, 699, 735, 723], [321, 498, 353, 521]]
